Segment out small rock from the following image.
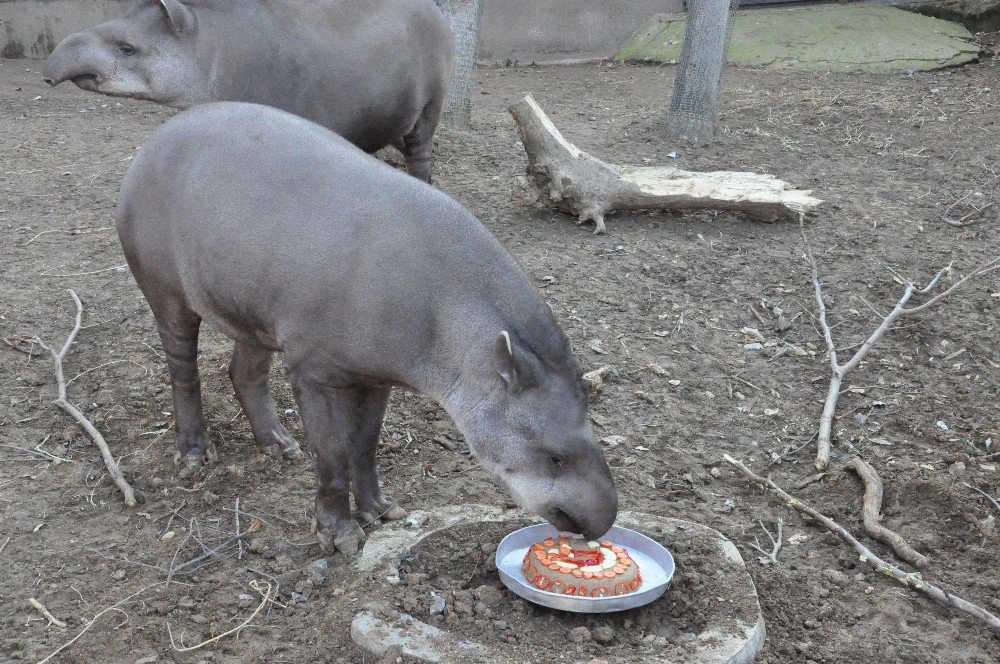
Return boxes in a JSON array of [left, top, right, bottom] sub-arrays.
[[949, 461, 966, 474], [568, 626, 591, 643], [160, 531, 176, 541], [429, 594, 446, 616], [511, 599, 529, 614], [275, 554, 295, 572], [191, 614, 207, 624], [291, 592, 309, 604], [592, 625, 615, 644], [472, 585, 503, 608], [823, 569, 850, 588], [309, 558, 329, 585], [473, 601, 493, 618], [111, 570, 126, 581]]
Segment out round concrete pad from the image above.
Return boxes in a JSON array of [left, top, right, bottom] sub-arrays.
[[617, 4, 980, 72], [350, 505, 765, 663]]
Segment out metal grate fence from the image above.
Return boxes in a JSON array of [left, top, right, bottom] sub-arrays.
[[435, 0, 483, 128]]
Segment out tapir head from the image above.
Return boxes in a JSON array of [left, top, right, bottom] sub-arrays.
[[465, 331, 618, 540], [43, 0, 211, 108]]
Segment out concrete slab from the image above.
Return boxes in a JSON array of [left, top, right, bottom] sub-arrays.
[[353, 505, 766, 663], [616, 3, 980, 72], [351, 609, 490, 662]]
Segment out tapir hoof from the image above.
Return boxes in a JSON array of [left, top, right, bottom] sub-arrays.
[[262, 427, 303, 460], [317, 520, 366, 556], [173, 440, 217, 478], [357, 503, 408, 527]]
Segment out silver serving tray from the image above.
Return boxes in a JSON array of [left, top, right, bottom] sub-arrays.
[[495, 523, 675, 613]]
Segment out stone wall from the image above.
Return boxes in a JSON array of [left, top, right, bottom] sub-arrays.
[[0, 0, 683, 62]]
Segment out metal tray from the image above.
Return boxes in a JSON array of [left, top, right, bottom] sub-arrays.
[[495, 523, 675, 613]]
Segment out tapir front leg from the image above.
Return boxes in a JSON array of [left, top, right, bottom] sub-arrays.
[[291, 377, 366, 555], [155, 311, 216, 476], [229, 342, 303, 459], [349, 388, 407, 527]]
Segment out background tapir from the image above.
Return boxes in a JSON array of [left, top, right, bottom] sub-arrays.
[[43, 0, 454, 182], [116, 101, 618, 554]]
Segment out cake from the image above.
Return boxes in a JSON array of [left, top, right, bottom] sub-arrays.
[[521, 534, 642, 597]]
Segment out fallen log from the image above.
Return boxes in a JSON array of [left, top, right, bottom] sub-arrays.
[[509, 94, 823, 233]]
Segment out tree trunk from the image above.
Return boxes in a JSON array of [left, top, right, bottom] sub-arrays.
[[667, 0, 738, 141], [435, 0, 483, 128]]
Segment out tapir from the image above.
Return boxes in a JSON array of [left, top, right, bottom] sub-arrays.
[[116, 102, 618, 554], [43, 0, 454, 182]]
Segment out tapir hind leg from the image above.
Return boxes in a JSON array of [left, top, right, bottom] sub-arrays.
[[402, 99, 445, 183], [349, 387, 407, 527], [228, 342, 302, 459], [291, 377, 367, 555], [153, 307, 215, 476]]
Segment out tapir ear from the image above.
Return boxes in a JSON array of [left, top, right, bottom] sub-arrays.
[[158, 0, 196, 36], [494, 331, 541, 392]]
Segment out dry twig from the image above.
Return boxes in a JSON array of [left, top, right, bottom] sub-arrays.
[[167, 581, 272, 652], [962, 482, 1000, 514], [37, 583, 165, 664], [33, 290, 137, 507], [748, 518, 783, 565], [724, 454, 1000, 634], [29, 598, 67, 628], [802, 222, 1000, 470], [846, 458, 928, 567]]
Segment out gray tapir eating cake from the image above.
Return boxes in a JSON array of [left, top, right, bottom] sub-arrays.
[[43, 0, 454, 182], [115, 102, 618, 555]]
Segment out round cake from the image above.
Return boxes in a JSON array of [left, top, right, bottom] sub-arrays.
[[521, 534, 642, 597]]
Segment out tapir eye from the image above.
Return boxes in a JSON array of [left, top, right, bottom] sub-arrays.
[[549, 454, 564, 469], [117, 44, 137, 56]]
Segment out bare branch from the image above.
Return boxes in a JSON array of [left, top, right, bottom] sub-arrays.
[[724, 455, 1000, 634], [903, 256, 1000, 315], [748, 519, 783, 565], [33, 290, 136, 507], [800, 222, 999, 470]]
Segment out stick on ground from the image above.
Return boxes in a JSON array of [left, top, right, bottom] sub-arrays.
[[724, 454, 1000, 634], [167, 581, 272, 652], [29, 598, 67, 628], [962, 482, 1000, 514], [33, 290, 137, 507], [37, 583, 165, 664], [748, 518, 783, 565], [847, 458, 929, 568], [802, 222, 1000, 470]]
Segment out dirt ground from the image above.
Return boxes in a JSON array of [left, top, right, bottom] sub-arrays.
[[1, 42, 999, 664]]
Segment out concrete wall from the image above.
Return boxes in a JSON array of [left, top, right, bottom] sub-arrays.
[[480, 0, 685, 64], [0, 0, 683, 62], [0, 0, 124, 59]]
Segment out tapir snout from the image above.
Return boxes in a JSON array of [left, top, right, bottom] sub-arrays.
[[43, 32, 106, 88], [545, 465, 618, 540]]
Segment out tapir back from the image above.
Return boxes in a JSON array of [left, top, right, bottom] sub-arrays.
[[116, 103, 552, 392]]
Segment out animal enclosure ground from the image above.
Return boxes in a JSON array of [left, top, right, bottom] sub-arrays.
[[1, 51, 998, 663]]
